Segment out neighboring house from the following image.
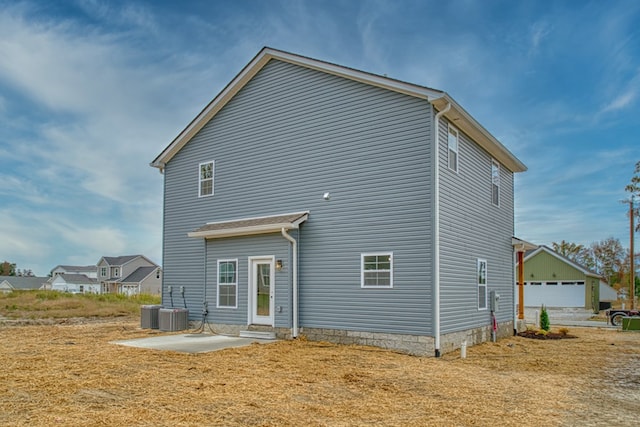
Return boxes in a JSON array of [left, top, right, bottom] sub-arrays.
[[50, 274, 99, 294], [119, 266, 162, 296], [0, 276, 48, 293], [599, 282, 617, 302], [97, 255, 161, 295], [519, 246, 602, 311], [150, 47, 527, 356], [50, 265, 97, 279]]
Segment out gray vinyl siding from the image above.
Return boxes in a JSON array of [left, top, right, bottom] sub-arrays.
[[162, 59, 433, 334], [437, 118, 515, 334], [204, 233, 291, 327]]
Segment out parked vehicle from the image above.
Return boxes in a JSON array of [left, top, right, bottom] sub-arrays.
[[607, 309, 640, 326]]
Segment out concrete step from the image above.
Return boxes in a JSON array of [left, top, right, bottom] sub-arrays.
[[239, 330, 276, 340]]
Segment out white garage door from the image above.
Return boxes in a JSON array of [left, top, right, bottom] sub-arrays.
[[523, 281, 585, 308]]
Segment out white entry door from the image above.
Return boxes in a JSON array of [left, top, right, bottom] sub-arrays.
[[249, 257, 275, 325]]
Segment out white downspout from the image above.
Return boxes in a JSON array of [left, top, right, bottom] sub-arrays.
[[281, 228, 298, 338], [433, 101, 450, 358]]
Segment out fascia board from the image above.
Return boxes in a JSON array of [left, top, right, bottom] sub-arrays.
[[188, 222, 298, 239], [431, 95, 527, 173]]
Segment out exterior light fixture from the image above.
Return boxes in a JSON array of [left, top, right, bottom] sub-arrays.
[[323, 192, 331, 201], [276, 260, 283, 271]]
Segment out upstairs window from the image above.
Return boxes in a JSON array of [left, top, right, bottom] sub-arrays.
[[100, 267, 107, 277], [361, 253, 393, 288], [448, 126, 459, 172], [477, 259, 487, 310], [491, 160, 500, 206], [199, 161, 215, 197]]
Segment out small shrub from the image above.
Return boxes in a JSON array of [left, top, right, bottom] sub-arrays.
[[559, 327, 570, 336], [540, 305, 550, 331], [537, 329, 548, 336]]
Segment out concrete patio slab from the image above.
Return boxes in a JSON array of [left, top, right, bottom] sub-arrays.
[[112, 333, 277, 354]]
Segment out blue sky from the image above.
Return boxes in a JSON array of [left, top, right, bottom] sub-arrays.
[[1, 0, 639, 276]]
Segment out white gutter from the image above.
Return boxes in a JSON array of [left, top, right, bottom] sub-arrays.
[[281, 228, 299, 338], [433, 101, 450, 358]]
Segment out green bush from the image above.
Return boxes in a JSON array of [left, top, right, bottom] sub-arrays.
[[540, 305, 550, 331]]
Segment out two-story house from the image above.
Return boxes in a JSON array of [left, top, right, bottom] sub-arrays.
[[97, 255, 162, 295], [150, 47, 527, 356]]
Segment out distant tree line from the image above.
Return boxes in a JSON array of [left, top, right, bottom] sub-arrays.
[[550, 238, 634, 288], [0, 261, 34, 277]]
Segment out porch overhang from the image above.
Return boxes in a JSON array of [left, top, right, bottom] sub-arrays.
[[188, 211, 309, 239], [512, 237, 537, 252]]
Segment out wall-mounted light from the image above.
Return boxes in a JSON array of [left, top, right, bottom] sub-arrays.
[[552, 273, 556, 278], [323, 192, 331, 201], [530, 273, 534, 278], [276, 260, 283, 271]]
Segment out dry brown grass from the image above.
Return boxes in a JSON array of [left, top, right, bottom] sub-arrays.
[[0, 318, 637, 426], [0, 291, 160, 320]]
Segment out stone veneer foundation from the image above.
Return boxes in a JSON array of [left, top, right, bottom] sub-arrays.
[[203, 321, 514, 357], [301, 321, 514, 357]]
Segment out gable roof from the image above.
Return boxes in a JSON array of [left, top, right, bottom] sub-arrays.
[[53, 274, 97, 284], [151, 47, 526, 174], [523, 246, 601, 278], [0, 276, 48, 290], [98, 255, 158, 268], [120, 266, 158, 284], [51, 265, 96, 274], [188, 211, 309, 239], [100, 255, 140, 266]]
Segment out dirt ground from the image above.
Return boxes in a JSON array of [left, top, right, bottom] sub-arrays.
[[0, 318, 637, 426]]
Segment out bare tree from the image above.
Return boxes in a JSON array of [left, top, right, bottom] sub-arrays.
[[551, 240, 594, 270], [625, 160, 640, 232], [591, 237, 626, 285]]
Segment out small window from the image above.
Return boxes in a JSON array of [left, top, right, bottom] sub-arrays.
[[530, 282, 542, 286], [477, 259, 487, 310], [217, 259, 237, 308], [561, 281, 575, 285], [361, 253, 393, 288], [199, 161, 215, 197], [491, 160, 500, 206], [576, 281, 585, 286], [112, 267, 119, 278], [546, 282, 558, 285], [100, 267, 107, 277], [448, 126, 459, 172]]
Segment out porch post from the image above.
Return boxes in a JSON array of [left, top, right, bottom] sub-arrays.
[[518, 250, 524, 320]]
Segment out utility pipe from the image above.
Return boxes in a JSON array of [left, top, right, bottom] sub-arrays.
[[433, 101, 451, 358], [281, 228, 299, 338]]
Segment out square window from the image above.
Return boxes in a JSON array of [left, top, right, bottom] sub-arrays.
[[217, 260, 237, 308], [199, 161, 215, 197], [361, 253, 393, 288]]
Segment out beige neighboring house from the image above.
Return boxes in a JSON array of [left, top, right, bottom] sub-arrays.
[[0, 276, 48, 293], [97, 255, 162, 295]]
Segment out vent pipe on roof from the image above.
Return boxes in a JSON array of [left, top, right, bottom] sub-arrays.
[[433, 101, 450, 358]]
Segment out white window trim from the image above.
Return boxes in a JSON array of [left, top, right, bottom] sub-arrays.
[[217, 258, 238, 309], [361, 252, 393, 288], [199, 160, 215, 198], [491, 159, 500, 207], [477, 258, 487, 311], [447, 125, 459, 173]]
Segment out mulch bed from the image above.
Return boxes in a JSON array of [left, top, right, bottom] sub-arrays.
[[518, 329, 577, 340]]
